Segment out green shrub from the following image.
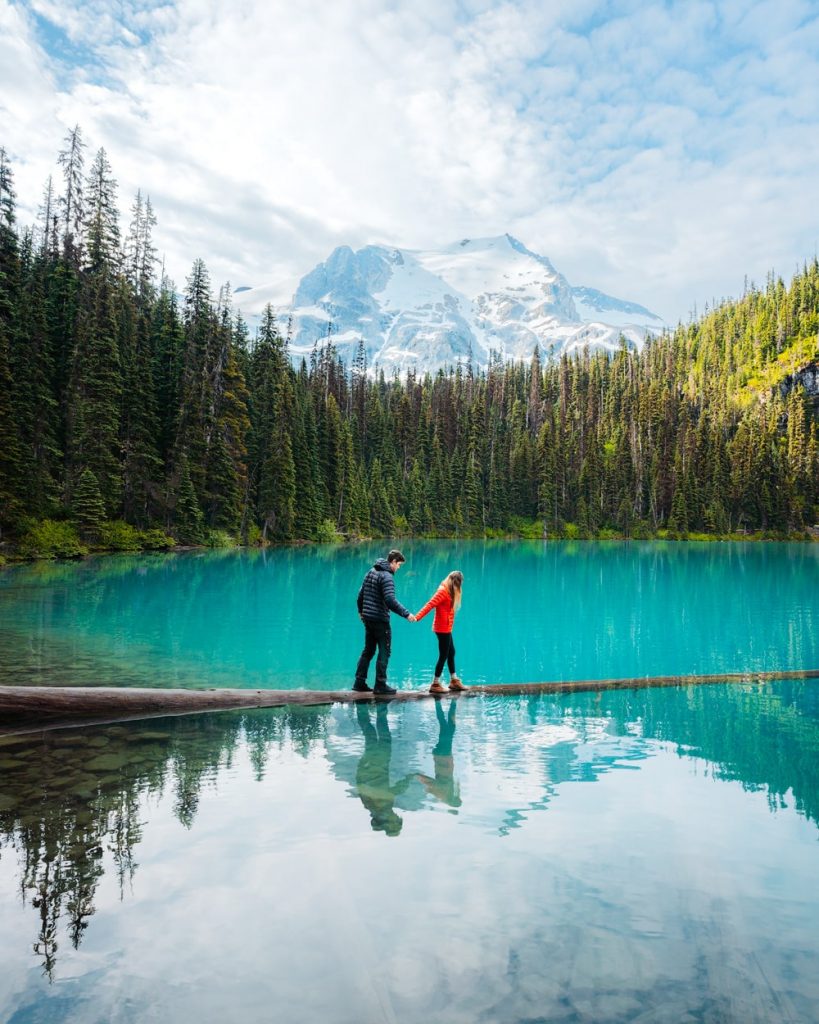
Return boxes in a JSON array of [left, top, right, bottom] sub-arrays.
[[509, 517, 546, 539], [18, 519, 87, 560], [97, 520, 142, 551], [139, 528, 175, 551], [562, 522, 580, 540], [596, 528, 620, 540], [205, 529, 237, 549], [315, 518, 343, 543], [245, 522, 264, 547], [484, 527, 506, 539]]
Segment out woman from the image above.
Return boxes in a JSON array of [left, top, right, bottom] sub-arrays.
[[415, 570, 467, 694]]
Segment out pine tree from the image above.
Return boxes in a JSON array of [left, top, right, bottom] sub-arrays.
[[72, 466, 106, 540], [368, 457, 393, 534], [172, 259, 215, 507], [250, 305, 290, 537], [292, 377, 323, 538], [152, 281, 185, 465], [57, 125, 85, 264], [427, 430, 449, 532], [119, 272, 161, 525], [259, 429, 296, 540], [0, 148, 23, 530], [462, 447, 483, 533], [203, 299, 250, 532], [65, 148, 123, 514], [405, 457, 426, 534], [15, 232, 61, 516], [536, 420, 557, 533], [173, 456, 205, 544]]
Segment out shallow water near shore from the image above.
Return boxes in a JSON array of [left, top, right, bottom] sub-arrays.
[[2, 681, 819, 1023], [0, 540, 817, 691]]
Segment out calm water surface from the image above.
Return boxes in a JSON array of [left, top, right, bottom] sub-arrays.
[[2, 682, 819, 1023], [0, 541, 817, 690]]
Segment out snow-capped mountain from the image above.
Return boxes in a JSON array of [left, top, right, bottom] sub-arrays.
[[234, 234, 664, 374]]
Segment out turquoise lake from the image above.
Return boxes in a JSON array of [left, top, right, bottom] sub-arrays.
[[2, 682, 819, 1022], [0, 541, 817, 690]]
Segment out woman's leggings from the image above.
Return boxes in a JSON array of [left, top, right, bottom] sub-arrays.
[[435, 632, 456, 677]]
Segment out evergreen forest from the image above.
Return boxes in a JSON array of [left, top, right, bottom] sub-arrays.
[[1, 130, 818, 559]]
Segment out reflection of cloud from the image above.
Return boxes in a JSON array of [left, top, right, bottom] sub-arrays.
[[523, 722, 579, 747], [2, 1, 818, 322]]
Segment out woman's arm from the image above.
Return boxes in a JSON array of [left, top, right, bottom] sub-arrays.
[[415, 587, 446, 620]]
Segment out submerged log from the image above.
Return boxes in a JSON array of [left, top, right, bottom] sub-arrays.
[[1, 669, 818, 734]]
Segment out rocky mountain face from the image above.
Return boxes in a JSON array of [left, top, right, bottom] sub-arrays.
[[235, 234, 664, 374]]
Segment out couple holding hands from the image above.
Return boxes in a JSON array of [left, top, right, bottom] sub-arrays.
[[353, 549, 466, 696]]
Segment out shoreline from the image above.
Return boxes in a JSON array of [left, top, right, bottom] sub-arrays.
[[2, 528, 818, 569]]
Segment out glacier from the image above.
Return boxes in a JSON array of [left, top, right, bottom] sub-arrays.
[[234, 234, 665, 374]]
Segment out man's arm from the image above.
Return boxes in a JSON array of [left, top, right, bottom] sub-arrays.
[[357, 583, 364, 617], [380, 572, 411, 619]]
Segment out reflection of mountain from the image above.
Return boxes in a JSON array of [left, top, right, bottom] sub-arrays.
[[2, 680, 819, 977]]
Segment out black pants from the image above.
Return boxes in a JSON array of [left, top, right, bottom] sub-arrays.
[[355, 619, 392, 688], [435, 632, 456, 677]]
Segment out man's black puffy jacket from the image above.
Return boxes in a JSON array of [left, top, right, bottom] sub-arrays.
[[357, 558, 411, 623]]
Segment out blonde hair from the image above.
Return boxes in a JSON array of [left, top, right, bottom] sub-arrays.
[[441, 570, 463, 610]]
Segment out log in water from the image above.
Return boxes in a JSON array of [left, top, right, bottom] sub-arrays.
[[2, 669, 819, 733]]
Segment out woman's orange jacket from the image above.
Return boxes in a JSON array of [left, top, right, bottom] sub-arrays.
[[416, 585, 455, 633]]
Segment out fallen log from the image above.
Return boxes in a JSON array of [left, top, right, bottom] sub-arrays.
[[1, 668, 818, 734]]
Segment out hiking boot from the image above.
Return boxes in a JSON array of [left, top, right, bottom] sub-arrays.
[[352, 681, 372, 692], [373, 684, 397, 695], [429, 679, 446, 694], [449, 676, 467, 691]]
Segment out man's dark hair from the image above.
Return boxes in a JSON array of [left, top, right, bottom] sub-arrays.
[[387, 549, 405, 564]]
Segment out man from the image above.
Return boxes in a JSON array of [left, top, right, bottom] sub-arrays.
[[353, 549, 415, 695]]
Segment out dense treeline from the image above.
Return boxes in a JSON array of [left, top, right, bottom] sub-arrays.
[[0, 131, 817, 555]]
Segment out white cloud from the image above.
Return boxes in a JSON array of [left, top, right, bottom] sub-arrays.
[[2, 0, 819, 320]]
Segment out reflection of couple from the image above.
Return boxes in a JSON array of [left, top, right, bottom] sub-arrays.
[[352, 549, 467, 696], [354, 703, 412, 836], [354, 699, 461, 835], [415, 700, 462, 809]]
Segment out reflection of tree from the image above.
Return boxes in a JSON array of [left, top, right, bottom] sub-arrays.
[[0, 549, 296, 689], [0, 705, 330, 978], [635, 680, 819, 823], [109, 789, 142, 898], [489, 681, 819, 833]]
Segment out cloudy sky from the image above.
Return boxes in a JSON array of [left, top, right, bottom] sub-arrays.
[[2, 0, 819, 321]]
